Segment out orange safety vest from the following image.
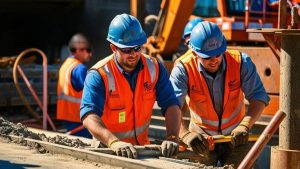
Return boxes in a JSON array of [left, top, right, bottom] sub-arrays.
[[92, 54, 159, 145], [57, 57, 83, 122], [174, 49, 193, 66], [180, 50, 245, 135]]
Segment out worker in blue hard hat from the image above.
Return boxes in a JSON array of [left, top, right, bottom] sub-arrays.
[[80, 14, 182, 159], [182, 17, 203, 46], [170, 21, 269, 167]]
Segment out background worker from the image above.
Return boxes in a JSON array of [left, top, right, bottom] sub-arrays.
[[182, 17, 203, 47], [57, 33, 93, 138], [80, 14, 182, 159], [170, 21, 270, 166]]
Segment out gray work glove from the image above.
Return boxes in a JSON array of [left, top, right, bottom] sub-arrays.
[[231, 124, 249, 147], [161, 137, 179, 157], [109, 140, 137, 159], [181, 131, 209, 155]]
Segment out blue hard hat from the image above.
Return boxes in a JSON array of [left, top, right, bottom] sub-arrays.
[[189, 21, 226, 59], [107, 14, 147, 48], [182, 18, 203, 39]]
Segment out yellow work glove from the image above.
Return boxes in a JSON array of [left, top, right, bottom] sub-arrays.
[[231, 121, 250, 147], [108, 139, 137, 159], [181, 131, 209, 155], [161, 136, 179, 157]]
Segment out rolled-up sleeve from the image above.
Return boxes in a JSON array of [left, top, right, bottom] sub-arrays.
[[240, 52, 270, 105], [80, 70, 106, 121], [169, 62, 189, 107], [155, 62, 181, 116]]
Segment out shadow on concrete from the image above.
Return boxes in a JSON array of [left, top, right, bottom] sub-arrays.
[[0, 160, 40, 169]]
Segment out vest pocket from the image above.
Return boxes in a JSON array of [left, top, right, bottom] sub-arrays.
[[109, 98, 125, 110], [105, 99, 127, 127]]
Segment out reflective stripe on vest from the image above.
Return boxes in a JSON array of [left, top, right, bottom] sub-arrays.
[[57, 57, 82, 122], [190, 95, 244, 126], [59, 61, 82, 103], [145, 58, 157, 83], [58, 93, 81, 103], [101, 64, 116, 92], [102, 57, 157, 92], [181, 50, 245, 136], [94, 54, 159, 145]]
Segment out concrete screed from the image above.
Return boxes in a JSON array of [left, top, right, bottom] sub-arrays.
[[0, 117, 234, 169]]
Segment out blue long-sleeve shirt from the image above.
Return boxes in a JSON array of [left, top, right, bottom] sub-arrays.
[[170, 52, 270, 115], [80, 55, 180, 120], [71, 63, 88, 91]]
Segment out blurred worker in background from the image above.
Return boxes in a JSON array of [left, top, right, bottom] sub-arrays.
[[182, 17, 203, 47], [57, 33, 93, 138], [175, 17, 204, 63], [80, 14, 182, 159], [170, 21, 269, 167]]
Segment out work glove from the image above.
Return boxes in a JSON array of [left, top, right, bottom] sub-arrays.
[[231, 123, 249, 147], [181, 131, 209, 155], [108, 139, 137, 159], [161, 136, 179, 157]]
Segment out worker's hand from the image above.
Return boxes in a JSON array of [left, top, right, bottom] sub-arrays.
[[108, 139, 137, 159], [181, 131, 209, 155], [231, 124, 249, 147], [161, 136, 179, 157]]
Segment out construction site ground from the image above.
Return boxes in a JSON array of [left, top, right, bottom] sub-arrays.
[[0, 140, 119, 169], [0, 116, 235, 169]]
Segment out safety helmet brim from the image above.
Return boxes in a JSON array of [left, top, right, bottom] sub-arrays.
[[192, 36, 227, 59], [107, 32, 146, 49]]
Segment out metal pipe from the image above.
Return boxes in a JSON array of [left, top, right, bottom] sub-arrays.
[[262, 0, 267, 23], [238, 111, 286, 169], [245, 0, 249, 29], [42, 48, 48, 130], [291, 6, 299, 29], [278, 0, 287, 29], [17, 66, 56, 131], [13, 48, 55, 131]]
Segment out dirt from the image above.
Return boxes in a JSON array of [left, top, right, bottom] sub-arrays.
[[0, 116, 89, 153]]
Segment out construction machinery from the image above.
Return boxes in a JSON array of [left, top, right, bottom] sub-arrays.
[[131, 0, 300, 119]]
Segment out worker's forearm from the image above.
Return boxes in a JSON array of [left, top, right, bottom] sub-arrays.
[[165, 105, 181, 140], [179, 113, 189, 138], [244, 100, 266, 129], [82, 113, 118, 146]]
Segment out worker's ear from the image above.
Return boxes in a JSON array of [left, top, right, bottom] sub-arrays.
[[110, 44, 117, 53]]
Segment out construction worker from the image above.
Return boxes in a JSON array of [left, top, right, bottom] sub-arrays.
[[182, 17, 203, 47], [80, 14, 182, 159], [170, 21, 270, 166], [57, 33, 93, 138]]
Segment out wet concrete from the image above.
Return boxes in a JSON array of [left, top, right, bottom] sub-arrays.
[[0, 117, 89, 153], [0, 116, 235, 169]]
